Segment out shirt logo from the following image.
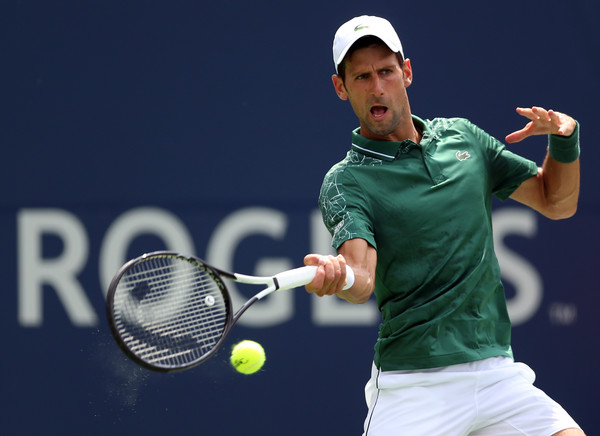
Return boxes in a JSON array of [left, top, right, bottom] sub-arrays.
[[456, 150, 471, 161]]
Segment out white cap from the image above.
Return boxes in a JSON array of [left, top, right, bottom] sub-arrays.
[[332, 15, 404, 73]]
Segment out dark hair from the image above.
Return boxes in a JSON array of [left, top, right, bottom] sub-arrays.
[[336, 36, 404, 82]]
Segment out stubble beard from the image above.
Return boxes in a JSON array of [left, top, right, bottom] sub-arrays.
[[362, 110, 402, 139]]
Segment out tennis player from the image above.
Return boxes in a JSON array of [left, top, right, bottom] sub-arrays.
[[304, 15, 584, 436]]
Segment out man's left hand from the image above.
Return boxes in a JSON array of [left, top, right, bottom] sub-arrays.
[[505, 106, 576, 144]]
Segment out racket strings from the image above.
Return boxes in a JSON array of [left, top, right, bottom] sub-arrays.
[[112, 256, 229, 369]]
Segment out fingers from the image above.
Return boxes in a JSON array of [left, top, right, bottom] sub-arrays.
[[507, 106, 574, 142], [505, 107, 547, 143], [517, 106, 552, 123], [303, 253, 322, 267], [532, 106, 551, 121], [505, 124, 531, 144], [303, 254, 347, 297], [550, 110, 576, 136], [546, 110, 567, 136]]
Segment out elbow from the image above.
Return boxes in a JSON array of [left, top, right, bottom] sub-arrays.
[[561, 203, 578, 219], [541, 188, 579, 220], [543, 202, 578, 220]]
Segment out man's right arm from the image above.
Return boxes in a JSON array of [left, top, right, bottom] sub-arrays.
[[304, 238, 377, 304]]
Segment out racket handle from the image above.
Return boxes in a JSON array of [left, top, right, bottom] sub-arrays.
[[344, 265, 355, 289], [274, 265, 355, 291]]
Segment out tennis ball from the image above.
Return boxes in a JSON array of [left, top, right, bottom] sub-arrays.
[[230, 340, 266, 375]]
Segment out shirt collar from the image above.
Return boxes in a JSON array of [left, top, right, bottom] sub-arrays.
[[351, 115, 428, 161]]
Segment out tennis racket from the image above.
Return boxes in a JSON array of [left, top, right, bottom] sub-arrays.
[[106, 251, 354, 372]]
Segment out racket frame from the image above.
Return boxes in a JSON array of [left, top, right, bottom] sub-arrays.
[[106, 252, 234, 372], [106, 251, 354, 372]]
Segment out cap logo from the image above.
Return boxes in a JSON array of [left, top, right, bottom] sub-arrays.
[[354, 24, 368, 31]]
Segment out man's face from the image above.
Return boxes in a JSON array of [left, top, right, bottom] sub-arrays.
[[332, 44, 413, 141]]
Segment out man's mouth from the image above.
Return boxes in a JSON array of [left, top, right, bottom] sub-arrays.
[[370, 105, 388, 119]]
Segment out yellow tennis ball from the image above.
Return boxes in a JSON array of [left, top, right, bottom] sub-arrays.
[[230, 340, 266, 375]]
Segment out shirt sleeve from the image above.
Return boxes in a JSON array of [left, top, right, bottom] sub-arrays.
[[318, 158, 377, 250], [465, 120, 538, 201]]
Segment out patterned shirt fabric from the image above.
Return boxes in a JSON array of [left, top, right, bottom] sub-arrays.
[[319, 115, 539, 371]]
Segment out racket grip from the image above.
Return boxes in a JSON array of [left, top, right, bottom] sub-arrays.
[[344, 265, 355, 290], [274, 265, 355, 291]]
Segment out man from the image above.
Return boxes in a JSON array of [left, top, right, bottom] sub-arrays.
[[304, 15, 584, 436]]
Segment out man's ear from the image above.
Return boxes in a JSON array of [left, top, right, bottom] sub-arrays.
[[332, 74, 349, 100], [402, 58, 413, 87]]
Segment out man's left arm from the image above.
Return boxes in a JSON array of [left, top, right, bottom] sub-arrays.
[[506, 106, 580, 220]]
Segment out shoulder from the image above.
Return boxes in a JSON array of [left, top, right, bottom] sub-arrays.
[[418, 117, 485, 146], [321, 155, 360, 200], [323, 150, 382, 184], [423, 117, 481, 135], [424, 117, 502, 151], [322, 155, 350, 186]]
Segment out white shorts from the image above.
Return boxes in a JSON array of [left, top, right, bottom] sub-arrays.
[[363, 357, 581, 436]]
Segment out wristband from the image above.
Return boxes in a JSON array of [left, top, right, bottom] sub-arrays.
[[548, 121, 580, 163]]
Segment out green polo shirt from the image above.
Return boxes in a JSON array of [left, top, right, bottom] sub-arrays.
[[319, 116, 539, 371]]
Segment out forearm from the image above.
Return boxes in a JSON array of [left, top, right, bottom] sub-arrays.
[[510, 122, 580, 219], [336, 263, 375, 304], [540, 151, 580, 219], [541, 126, 581, 218], [304, 238, 377, 303], [336, 238, 377, 304]]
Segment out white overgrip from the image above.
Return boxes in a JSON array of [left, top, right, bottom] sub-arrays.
[[344, 265, 355, 290], [274, 265, 355, 291]]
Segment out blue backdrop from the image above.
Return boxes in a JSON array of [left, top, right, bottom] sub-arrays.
[[2, 1, 598, 434]]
